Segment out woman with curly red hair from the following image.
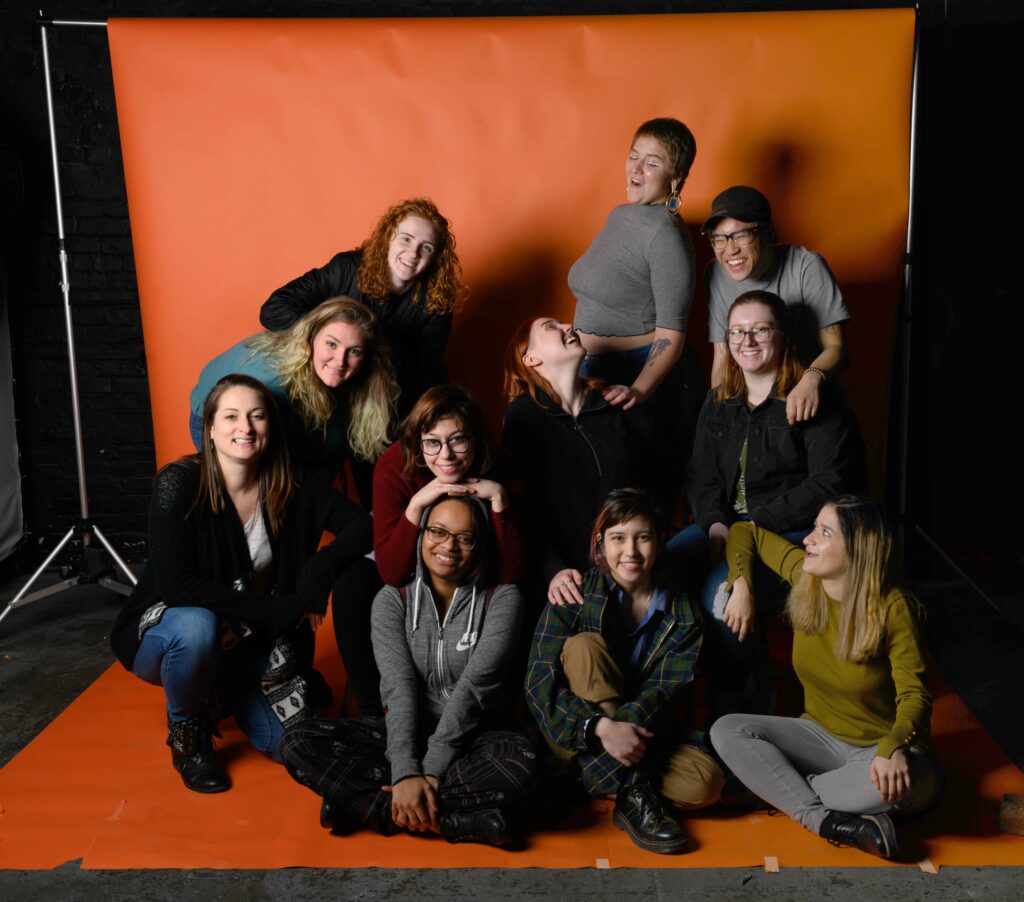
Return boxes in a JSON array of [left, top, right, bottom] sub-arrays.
[[261, 197, 463, 419]]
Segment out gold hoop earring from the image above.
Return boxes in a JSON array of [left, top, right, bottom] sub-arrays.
[[665, 192, 681, 215]]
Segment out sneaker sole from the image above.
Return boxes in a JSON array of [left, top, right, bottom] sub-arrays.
[[613, 809, 690, 854], [861, 813, 900, 859]]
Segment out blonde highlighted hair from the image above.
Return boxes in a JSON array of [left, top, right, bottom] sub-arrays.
[[248, 297, 398, 462], [787, 495, 905, 662], [716, 290, 804, 404], [356, 197, 463, 316]]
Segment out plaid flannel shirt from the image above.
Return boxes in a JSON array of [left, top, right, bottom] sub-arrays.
[[524, 568, 703, 796]]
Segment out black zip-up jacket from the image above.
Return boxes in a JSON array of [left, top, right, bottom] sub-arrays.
[[502, 389, 643, 586], [687, 384, 865, 534], [259, 248, 451, 417]]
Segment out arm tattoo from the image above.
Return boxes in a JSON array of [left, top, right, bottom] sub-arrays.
[[644, 338, 671, 370]]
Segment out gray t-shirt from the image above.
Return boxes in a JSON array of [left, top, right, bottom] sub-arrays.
[[570, 203, 694, 337], [706, 244, 849, 365]]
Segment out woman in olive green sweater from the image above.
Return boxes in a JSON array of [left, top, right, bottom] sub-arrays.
[[709, 496, 941, 860]]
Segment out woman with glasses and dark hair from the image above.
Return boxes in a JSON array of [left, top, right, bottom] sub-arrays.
[[702, 185, 849, 424], [282, 494, 537, 847], [669, 290, 864, 711], [711, 497, 941, 860], [372, 384, 525, 588]]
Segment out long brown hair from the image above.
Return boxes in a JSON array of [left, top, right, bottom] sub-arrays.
[[502, 317, 602, 408], [193, 373, 294, 533], [787, 496, 909, 662], [356, 197, 463, 315], [715, 289, 804, 403], [248, 297, 398, 461], [397, 384, 495, 481]]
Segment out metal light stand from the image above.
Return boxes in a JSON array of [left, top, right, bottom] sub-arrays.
[[0, 14, 136, 628], [893, 10, 997, 613]]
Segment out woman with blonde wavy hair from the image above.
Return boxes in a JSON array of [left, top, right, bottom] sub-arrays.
[[261, 197, 463, 418], [710, 496, 942, 861], [190, 297, 397, 486], [189, 298, 399, 717]]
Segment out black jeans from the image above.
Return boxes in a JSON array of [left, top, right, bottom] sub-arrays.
[[330, 557, 384, 716], [281, 717, 537, 831]]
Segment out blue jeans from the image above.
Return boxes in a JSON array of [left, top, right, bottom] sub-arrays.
[[132, 606, 287, 762], [667, 524, 810, 681]]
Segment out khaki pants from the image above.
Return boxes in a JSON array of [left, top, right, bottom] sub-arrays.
[[552, 631, 723, 809]]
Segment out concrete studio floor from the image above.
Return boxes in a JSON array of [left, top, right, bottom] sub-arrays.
[[1, 565, 1023, 901]]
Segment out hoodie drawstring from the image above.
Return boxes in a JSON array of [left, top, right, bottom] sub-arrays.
[[459, 585, 477, 648]]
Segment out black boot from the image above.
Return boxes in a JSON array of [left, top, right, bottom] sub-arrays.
[[439, 808, 510, 846], [819, 811, 899, 859], [613, 782, 690, 854], [167, 716, 230, 794]]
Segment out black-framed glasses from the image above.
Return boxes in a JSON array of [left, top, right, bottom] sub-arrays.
[[707, 226, 760, 250], [424, 525, 477, 550], [726, 326, 777, 344], [419, 435, 471, 456]]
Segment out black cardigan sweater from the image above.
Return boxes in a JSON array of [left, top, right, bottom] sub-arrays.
[[111, 460, 372, 670]]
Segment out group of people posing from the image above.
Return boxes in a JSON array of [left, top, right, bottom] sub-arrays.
[[111, 118, 941, 859]]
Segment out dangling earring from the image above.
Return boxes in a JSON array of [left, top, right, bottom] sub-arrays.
[[665, 192, 681, 215]]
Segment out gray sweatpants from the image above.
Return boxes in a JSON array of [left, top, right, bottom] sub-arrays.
[[710, 714, 941, 834]]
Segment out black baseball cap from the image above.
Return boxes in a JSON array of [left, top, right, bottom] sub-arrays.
[[701, 186, 772, 233]]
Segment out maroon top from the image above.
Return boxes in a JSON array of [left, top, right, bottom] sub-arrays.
[[372, 442, 527, 587]]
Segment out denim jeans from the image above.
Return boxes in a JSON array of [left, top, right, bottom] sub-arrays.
[[667, 524, 810, 686], [132, 606, 288, 762]]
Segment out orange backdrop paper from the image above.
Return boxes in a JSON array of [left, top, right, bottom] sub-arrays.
[[107, 11, 914, 484]]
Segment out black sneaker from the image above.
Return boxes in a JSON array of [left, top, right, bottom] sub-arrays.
[[820, 811, 899, 859], [613, 783, 690, 854]]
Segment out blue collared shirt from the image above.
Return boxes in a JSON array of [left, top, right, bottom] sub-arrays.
[[613, 585, 670, 673]]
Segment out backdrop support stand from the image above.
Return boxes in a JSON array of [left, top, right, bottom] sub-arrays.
[[891, 10, 998, 613], [0, 14, 134, 629]]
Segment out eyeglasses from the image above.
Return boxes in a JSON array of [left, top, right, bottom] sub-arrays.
[[419, 435, 471, 456], [726, 326, 777, 344], [424, 525, 477, 550], [707, 226, 760, 251]]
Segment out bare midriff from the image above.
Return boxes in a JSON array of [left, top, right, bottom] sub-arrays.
[[577, 330, 655, 355]]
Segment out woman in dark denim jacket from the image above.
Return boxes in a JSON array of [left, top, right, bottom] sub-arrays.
[[668, 290, 864, 711]]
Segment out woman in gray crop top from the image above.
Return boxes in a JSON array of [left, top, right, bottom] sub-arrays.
[[568, 117, 703, 513]]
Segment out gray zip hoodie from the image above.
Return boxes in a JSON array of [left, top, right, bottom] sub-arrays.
[[370, 513, 524, 784]]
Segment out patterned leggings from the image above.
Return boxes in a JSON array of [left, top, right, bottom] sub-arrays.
[[281, 716, 538, 832]]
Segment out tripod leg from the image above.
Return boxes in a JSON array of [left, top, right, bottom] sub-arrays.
[[0, 527, 77, 626], [90, 524, 138, 586]]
